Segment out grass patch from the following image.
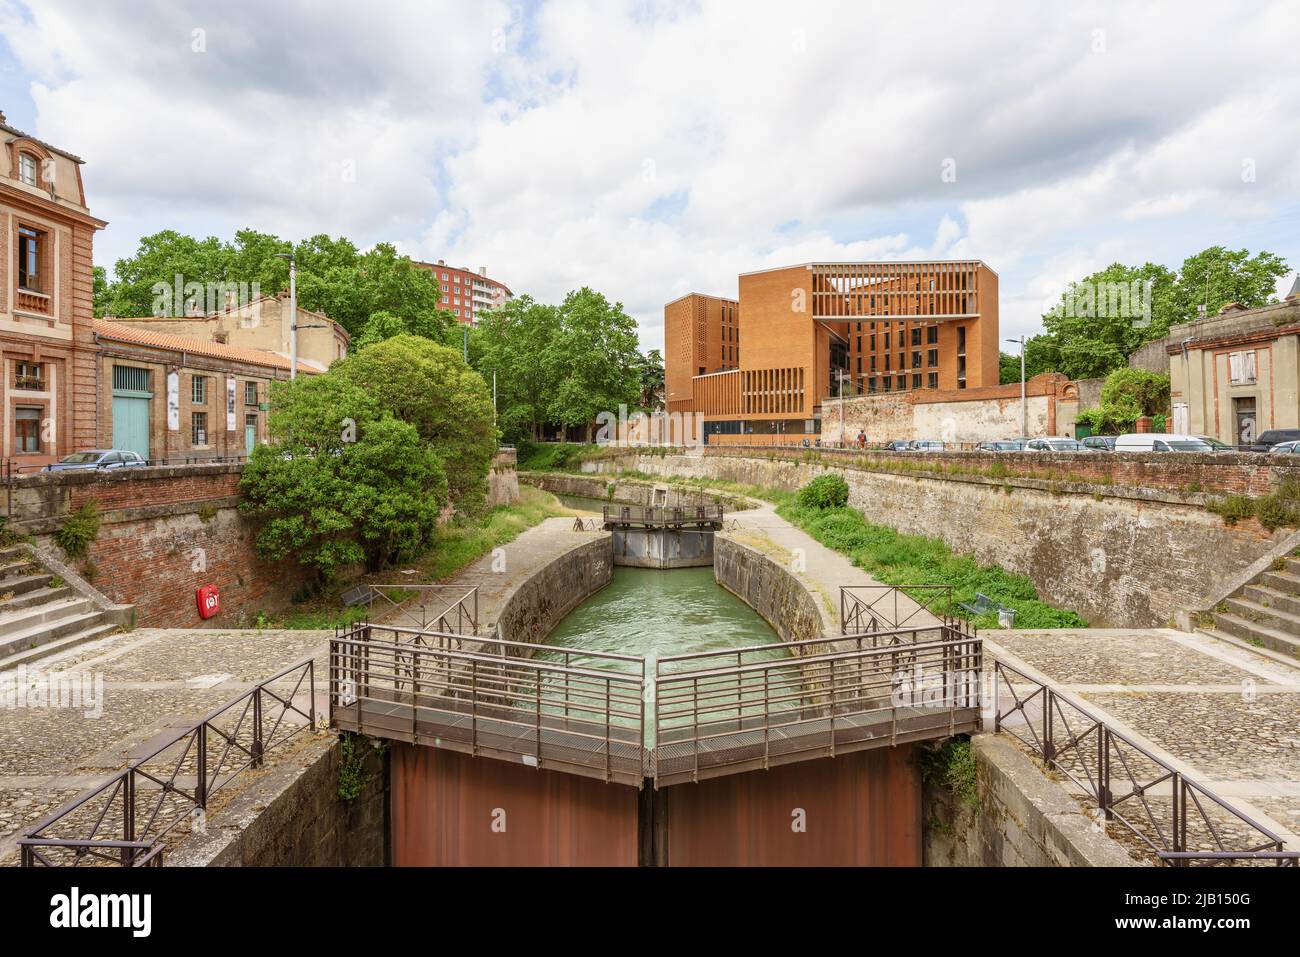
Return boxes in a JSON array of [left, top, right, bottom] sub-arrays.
[[918, 738, 980, 811], [777, 494, 1087, 629], [420, 484, 574, 581]]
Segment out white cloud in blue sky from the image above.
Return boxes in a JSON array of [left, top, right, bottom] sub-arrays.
[[1, 0, 1297, 351]]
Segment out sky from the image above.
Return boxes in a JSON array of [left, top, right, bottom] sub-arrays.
[[1, 0, 1298, 352]]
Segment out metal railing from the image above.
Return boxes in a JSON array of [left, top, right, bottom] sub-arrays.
[[840, 584, 954, 632], [602, 503, 724, 526], [19, 658, 315, 867], [330, 625, 645, 786], [993, 659, 1292, 867], [362, 584, 479, 635], [652, 625, 981, 786]]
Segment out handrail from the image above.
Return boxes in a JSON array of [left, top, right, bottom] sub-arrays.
[[353, 622, 645, 669], [362, 584, 479, 635], [993, 658, 1290, 866], [840, 584, 954, 631], [19, 657, 315, 867], [658, 623, 956, 672]]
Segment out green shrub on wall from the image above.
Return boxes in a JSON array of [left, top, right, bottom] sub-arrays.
[[796, 474, 849, 510], [55, 501, 101, 561]]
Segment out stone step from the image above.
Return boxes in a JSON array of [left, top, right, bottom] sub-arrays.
[[0, 544, 28, 564], [1259, 569, 1300, 597], [0, 584, 74, 613], [0, 559, 40, 583], [1285, 556, 1300, 578], [1242, 583, 1300, 618], [0, 572, 56, 599], [1212, 612, 1300, 660], [0, 596, 94, 639], [0, 621, 120, 671], [0, 610, 112, 660]]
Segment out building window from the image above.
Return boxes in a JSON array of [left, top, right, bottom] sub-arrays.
[[897, 375, 906, 390], [113, 365, 151, 392], [911, 328, 922, 346], [927, 325, 938, 344], [911, 351, 922, 369], [912, 374, 922, 389], [191, 375, 207, 404], [1228, 350, 1257, 384], [191, 411, 208, 446], [17, 226, 43, 291], [245, 381, 258, 406], [15, 406, 41, 453], [17, 153, 37, 186], [927, 372, 938, 388], [928, 349, 939, 367], [15, 362, 44, 390]]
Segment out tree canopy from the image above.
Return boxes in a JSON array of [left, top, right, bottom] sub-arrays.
[[99, 228, 453, 346], [471, 287, 647, 442], [238, 373, 446, 579], [1001, 246, 1290, 383]]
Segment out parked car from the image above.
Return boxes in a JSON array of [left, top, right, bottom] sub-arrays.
[[976, 440, 1024, 452], [907, 440, 945, 451], [1267, 440, 1300, 454], [883, 440, 910, 451], [1081, 435, 1116, 452], [44, 449, 148, 472], [1248, 429, 1300, 452], [1194, 436, 1234, 452], [1022, 437, 1089, 452], [1113, 433, 1213, 453]]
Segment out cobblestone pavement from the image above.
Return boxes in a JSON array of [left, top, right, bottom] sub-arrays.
[[985, 627, 1300, 852], [0, 627, 330, 865]]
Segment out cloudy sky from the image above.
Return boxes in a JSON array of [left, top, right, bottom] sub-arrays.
[[2, 0, 1298, 350]]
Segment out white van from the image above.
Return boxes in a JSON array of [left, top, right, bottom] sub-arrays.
[[1113, 433, 1213, 453]]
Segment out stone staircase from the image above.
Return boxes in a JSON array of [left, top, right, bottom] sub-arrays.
[[0, 544, 126, 669], [1207, 556, 1300, 660]]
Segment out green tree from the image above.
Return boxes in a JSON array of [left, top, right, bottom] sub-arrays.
[[548, 288, 642, 441], [637, 348, 665, 410], [333, 335, 496, 511], [1076, 367, 1170, 434], [92, 266, 110, 318], [1173, 246, 1290, 320], [239, 374, 446, 579], [473, 295, 563, 442]]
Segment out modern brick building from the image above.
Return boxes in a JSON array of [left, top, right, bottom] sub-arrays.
[[0, 111, 106, 466], [665, 261, 1000, 443], [414, 259, 512, 326]]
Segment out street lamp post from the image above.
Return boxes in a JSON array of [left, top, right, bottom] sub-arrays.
[[1007, 336, 1025, 437], [837, 369, 848, 447], [275, 252, 298, 379]]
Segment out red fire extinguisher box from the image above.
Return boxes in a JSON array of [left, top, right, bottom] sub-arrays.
[[197, 584, 220, 619]]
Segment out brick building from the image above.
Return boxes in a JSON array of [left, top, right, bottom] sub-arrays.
[[1167, 290, 1300, 447], [93, 319, 312, 461], [665, 261, 1000, 442], [413, 259, 512, 325], [111, 293, 350, 373], [0, 111, 105, 467]]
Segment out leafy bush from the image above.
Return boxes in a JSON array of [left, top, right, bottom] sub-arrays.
[[796, 474, 850, 510], [777, 498, 1087, 628], [55, 501, 101, 561], [918, 738, 980, 811]]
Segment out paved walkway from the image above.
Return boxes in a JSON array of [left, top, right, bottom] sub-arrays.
[[985, 627, 1300, 850], [0, 516, 596, 865]]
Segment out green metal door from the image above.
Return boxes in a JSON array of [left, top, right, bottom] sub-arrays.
[[112, 395, 150, 458]]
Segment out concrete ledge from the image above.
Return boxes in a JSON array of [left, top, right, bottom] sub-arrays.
[[169, 733, 388, 867], [494, 534, 612, 648], [924, 734, 1140, 867]]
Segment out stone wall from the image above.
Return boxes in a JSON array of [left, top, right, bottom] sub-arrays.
[[924, 735, 1136, 866], [522, 470, 754, 511], [171, 734, 389, 867], [488, 447, 520, 506], [713, 535, 828, 646], [8, 464, 305, 628], [582, 449, 1288, 628], [494, 535, 612, 646]]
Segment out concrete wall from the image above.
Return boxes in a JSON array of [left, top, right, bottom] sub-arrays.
[[172, 734, 389, 867], [713, 535, 829, 646], [522, 470, 754, 511], [494, 535, 612, 646], [488, 447, 520, 506], [923, 735, 1136, 866], [583, 449, 1289, 628], [612, 527, 713, 568]]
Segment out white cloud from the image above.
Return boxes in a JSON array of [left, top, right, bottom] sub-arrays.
[[3, 0, 1299, 350]]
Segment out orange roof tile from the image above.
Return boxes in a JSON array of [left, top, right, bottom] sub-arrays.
[[92, 319, 320, 374]]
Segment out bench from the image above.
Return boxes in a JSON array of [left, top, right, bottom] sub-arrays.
[[958, 592, 1001, 617], [340, 585, 372, 607]]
